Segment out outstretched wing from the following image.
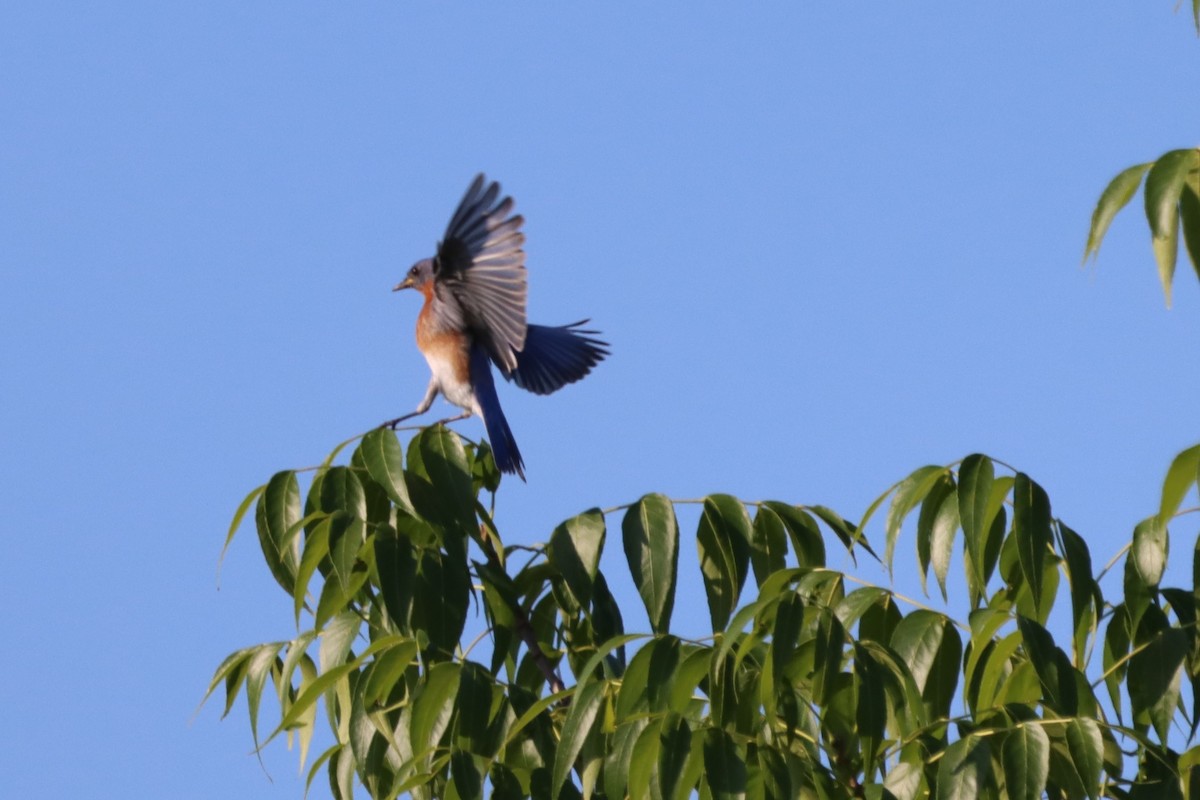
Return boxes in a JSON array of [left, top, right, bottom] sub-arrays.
[[499, 321, 610, 396], [435, 174, 528, 373]]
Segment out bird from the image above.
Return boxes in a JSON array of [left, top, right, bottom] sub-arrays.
[[383, 174, 609, 480]]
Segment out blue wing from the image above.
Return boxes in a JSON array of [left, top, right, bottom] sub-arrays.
[[498, 321, 610, 396]]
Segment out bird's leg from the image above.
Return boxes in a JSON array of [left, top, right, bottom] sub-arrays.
[[431, 411, 471, 427], [381, 379, 439, 430]]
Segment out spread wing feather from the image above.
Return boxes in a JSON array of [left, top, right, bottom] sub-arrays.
[[499, 321, 610, 396], [436, 175, 528, 372]]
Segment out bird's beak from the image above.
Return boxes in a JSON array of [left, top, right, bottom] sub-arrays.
[[393, 277, 414, 292]]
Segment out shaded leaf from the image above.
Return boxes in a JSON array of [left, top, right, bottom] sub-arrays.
[[936, 736, 991, 800], [1001, 723, 1049, 800], [1013, 473, 1052, 616], [703, 728, 747, 800], [958, 454, 994, 591], [696, 495, 752, 631]]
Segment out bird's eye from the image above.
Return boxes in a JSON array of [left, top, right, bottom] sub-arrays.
[[409, 266, 419, 276]]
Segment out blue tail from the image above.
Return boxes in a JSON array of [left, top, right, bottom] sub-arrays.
[[497, 321, 610, 396], [469, 343, 525, 480]]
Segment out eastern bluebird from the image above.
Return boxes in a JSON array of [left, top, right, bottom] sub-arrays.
[[383, 175, 609, 480]]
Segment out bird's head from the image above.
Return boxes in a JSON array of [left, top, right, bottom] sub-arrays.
[[393, 258, 436, 294]]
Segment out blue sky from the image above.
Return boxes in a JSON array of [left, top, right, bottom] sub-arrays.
[[3, 4, 1199, 797]]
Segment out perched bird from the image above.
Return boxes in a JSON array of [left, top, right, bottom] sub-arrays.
[[383, 174, 608, 480]]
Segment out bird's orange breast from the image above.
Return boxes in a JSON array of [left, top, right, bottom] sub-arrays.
[[416, 300, 470, 383]]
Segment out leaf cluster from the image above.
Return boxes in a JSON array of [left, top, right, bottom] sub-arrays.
[[208, 426, 1200, 799]]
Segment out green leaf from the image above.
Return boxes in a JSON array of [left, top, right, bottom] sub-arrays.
[[1132, 516, 1168, 589], [762, 502, 826, 567], [604, 717, 651, 800], [256, 470, 302, 595], [1017, 615, 1077, 715], [622, 494, 679, 634], [412, 548, 471, 661], [363, 639, 419, 708], [409, 425, 477, 548], [549, 509, 606, 610], [1001, 724, 1049, 800], [220, 482, 266, 575], [277, 633, 400, 734], [890, 610, 950, 696], [658, 712, 692, 800], [1182, 184, 1200, 281], [1058, 523, 1099, 667], [916, 474, 955, 596], [293, 515, 332, 626], [749, 505, 787, 587], [935, 736, 991, 800], [1013, 473, 1052, 616], [703, 728, 747, 800], [884, 465, 947, 573], [411, 662, 461, 758], [374, 521, 417, 633], [1129, 626, 1188, 744], [244, 643, 284, 754], [1065, 717, 1103, 800], [318, 466, 367, 519], [359, 428, 415, 514], [551, 679, 606, 799], [1084, 161, 1152, 263], [958, 454, 994, 592], [1145, 149, 1197, 307], [696, 494, 752, 631], [1159, 444, 1200, 528]]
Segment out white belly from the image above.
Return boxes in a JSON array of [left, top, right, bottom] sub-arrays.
[[424, 350, 480, 416]]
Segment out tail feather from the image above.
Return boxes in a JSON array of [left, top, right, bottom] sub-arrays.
[[499, 321, 609, 396], [469, 343, 525, 480]]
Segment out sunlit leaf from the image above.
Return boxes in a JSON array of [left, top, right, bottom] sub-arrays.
[[358, 428, 415, 514], [1084, 161, 1152, 263], [256, 471, 301, 595], [622, 494, 679, 634], [411, 661, 461, 759], [1144, 149, 1198, 306], [884, 465, 947, 573], [551, 679, 606, 799], [1132, 516, 1168, 589], [1065, 716, 1104, 800], [549, 509, 606, 610], [1159, 444, 1200, 529]]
